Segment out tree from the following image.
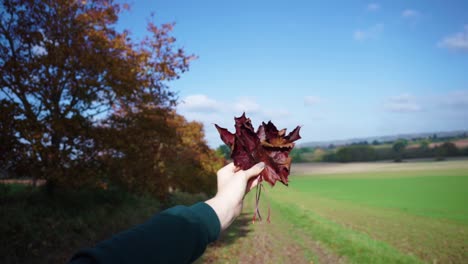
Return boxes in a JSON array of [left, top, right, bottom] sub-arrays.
[[290, 148, 304, 163], [97, 106, 177, 198], [0, 0, 194, 192], [419, 140, 430, 150], [0, 100, 25, 176], [335, 145, 376, 162], [96, 108, 223, 199], [435, 142, 459, 161], [166, 114, 224, 196], [216, 144, 231, 160], [392, 139, 408, 162]]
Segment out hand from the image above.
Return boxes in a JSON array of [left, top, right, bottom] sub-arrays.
[[205, 162, 265, 231]]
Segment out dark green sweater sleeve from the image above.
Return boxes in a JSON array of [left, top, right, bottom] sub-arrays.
[[69, 202, 221, 264]]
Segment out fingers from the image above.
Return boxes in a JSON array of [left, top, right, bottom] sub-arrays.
[[247, 176, 260, 192], [243, 162, 265, 181], [218, 162, 236, 176]]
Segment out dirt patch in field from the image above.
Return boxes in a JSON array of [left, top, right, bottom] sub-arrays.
[[291, 158, 468, 176], [237, 222, 310, 264], [430, 139, 468, 148], [0, 179, 46, 186]]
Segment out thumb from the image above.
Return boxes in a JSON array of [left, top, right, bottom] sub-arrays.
[[244, 162, 265, 180]]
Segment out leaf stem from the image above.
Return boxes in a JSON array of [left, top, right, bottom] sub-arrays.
[[253, 182, 262, 222]]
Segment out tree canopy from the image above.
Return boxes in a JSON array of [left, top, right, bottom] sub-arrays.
[[392, 139, 408, 162], [0, 0, 219, 198]]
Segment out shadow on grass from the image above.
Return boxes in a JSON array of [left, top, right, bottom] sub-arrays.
[[196, 212, 253, 263], [215, 212, 252, 246]]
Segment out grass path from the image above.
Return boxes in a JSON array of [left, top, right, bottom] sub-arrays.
[[198, 191, 344, 264]]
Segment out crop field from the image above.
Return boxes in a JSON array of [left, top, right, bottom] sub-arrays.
[[198, 159, 468, 264]]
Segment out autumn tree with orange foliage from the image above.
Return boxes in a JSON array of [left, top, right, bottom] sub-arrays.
[[166, 114, 224, 196], [98, 109, 223, 199], [0, 0, 220, 197]]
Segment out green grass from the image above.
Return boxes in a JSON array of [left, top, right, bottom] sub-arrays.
[[0, 182, 27, 193], [271, 199, 423, 264], [262, 167, 468, 263], [290, 170, 468, 223]]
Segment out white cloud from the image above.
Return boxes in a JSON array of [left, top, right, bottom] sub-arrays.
[[353, 23, 384, 41], [384, 93, 421, 113], [440, 90, 468, 108], [178, 94, 292, 147], [304, 96, 322, 106], [234, 97, 261, 113], [438, 25, 468, 52], [353, 31, 366, 41], [262, 109, 292, 120], [383, 90, 468, 113], [385, 103, 421, 113], [179, 94, 270, 117], [367, 3, 380, 11], [389, 93, 412, 103], [233, 97, 291, 123], [401, 9, 420, 19], [179, 94, 222, 113]]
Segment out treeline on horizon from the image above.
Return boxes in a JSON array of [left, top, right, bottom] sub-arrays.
[[289, 134, 468, 163]]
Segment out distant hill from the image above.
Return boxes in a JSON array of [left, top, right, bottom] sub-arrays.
[[299, 130, 468, 148]]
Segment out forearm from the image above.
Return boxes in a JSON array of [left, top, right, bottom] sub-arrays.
[[205, 196, 238, 231], [69, 203, 220, 264]]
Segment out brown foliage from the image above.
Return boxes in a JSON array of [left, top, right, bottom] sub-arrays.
[[98, 108, 222, 199], [0, 0, 216, 198], [167, 114, 224, 196]]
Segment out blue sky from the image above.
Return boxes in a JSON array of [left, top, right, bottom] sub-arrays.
[[117, 0, 468, 147]]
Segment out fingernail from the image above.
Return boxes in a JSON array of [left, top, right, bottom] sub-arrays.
[[257, 162, 265, 169]]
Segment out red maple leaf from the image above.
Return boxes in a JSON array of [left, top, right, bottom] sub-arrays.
[[215, 113, 301, 186], [215, 113, 301, 222]]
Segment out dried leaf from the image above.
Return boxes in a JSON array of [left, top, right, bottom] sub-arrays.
[[215, 113, 301, 186]]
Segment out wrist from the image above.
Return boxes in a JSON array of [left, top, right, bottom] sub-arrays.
[[205, 195, 237, 231]]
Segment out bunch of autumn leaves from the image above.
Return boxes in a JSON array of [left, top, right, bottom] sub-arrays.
[[215, 114, 301, 221], [216, 113, 301, 186]]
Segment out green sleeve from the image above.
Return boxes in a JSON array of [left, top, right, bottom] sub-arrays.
[[69, 202, 221, 264]]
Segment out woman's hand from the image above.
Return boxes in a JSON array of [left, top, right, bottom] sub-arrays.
[[205, 162, 265, 231]]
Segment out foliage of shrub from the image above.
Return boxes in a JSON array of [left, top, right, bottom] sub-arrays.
[[163, 191, 209, 209], [0, 185, 159, 264]]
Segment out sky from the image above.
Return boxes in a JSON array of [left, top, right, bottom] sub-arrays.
[[116, 0, 468, 148]]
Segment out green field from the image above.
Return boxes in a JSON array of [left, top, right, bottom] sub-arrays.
[[199, 160, 468, 264]]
